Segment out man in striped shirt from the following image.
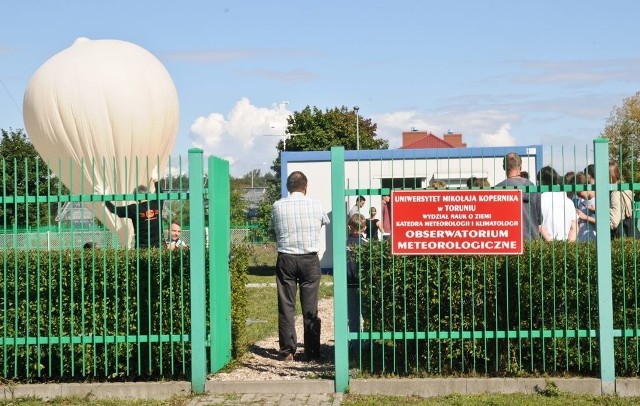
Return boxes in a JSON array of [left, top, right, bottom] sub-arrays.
[[271, 171, 330, 361]]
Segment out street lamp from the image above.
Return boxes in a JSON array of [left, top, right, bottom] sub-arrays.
[[354, 106, 360, 150]]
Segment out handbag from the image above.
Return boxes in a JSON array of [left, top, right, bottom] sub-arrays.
[[611, 192, 638, 239], [611, 216, 637, 239]]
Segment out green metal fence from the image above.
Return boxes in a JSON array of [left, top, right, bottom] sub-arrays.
[[0, 149, 231, 394], [331, 139, 639, 394]]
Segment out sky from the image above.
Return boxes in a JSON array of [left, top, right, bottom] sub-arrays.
[[1, 1, 640, 177]]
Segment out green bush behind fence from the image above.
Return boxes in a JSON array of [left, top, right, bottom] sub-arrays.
[[356, 239, 640, 377], [0, 244, 249, 382]]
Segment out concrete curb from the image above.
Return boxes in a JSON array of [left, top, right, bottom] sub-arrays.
[[2, 378, 640, 400], [350, 377, 640, 397], [0, 381, 191, 401]]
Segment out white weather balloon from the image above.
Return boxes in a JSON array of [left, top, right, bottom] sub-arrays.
[[23, 37, 179, 246]]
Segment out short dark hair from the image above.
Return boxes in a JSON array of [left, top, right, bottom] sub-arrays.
[[466, 176, 477, 188], [584, 164, 595, 179], [135, 185, 147, 194], [356, 195, 366, 203], [537, 165, 559, 186], [503, 152, 522, 172], [575, 171, 588, 185], [286, 171, 307, 193]]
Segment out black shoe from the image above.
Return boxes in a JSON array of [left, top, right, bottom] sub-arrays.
[[278, 352, 294, 362]]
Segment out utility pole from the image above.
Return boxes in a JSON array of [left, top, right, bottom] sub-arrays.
[[354, 106, 360, 150]]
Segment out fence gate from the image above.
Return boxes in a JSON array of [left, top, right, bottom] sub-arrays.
[[0, 148, 233, 394]]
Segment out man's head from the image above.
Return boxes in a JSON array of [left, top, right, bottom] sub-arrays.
[[466, 177, 477, 189], [584, 164, 595, 183], [503, 152, 522, 174], [356, 195, 366, 207], [134, 185, 148, 194], [382, 195, 390, 202], [286, 171, 308, 194], [537, 165, 559, 186], [170, 221, 182, 241]]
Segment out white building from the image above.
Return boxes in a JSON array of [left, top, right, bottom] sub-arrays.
[[279, 145, 542, 271]]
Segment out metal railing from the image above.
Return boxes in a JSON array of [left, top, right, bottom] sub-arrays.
[[331, 139, 639, 394], [0, 150, 232, 394]]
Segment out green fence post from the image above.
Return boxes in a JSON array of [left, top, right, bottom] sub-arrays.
[[331, 146, 349, 393], [594, 138, 615, 394], [209, 156, 232, 372], [188, 148, 206, 393]]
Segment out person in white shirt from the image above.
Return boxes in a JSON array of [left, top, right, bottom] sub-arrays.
[[347, 195, 366, 219], [538, 166, 578, 241]]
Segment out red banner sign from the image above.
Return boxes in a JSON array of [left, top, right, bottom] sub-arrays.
[[391, 190, 523, 255]]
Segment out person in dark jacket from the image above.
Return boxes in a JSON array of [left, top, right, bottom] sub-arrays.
[[104, 181, 162, 248], [347, 213, 368, 333]]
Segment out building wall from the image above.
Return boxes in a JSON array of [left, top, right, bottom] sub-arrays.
[[281, 146, 542, 270]]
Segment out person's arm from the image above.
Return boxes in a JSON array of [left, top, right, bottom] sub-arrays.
[[377, 220, 384, 234], [533, 192, 544, 233], [538, 225, 552, 241], [610, 191, 623, 230], [567, 219, 578, 242], [104, 200, 130, 218], [577, 208, 596, 224]]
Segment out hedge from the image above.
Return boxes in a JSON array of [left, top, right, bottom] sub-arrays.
[[355, 240, 640, 376], [0, 243, 249, 382]]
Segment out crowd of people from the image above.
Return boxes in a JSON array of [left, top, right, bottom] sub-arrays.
[[340, 152, 632, 244], [336, 153, 636, 348]]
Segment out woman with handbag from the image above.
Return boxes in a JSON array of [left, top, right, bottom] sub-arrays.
[[608, 162, 634, 238]]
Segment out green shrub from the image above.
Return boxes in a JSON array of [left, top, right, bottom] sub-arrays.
[[356, 240, 640, 377], [0, 245, 249, 382], [229, 243, 250, 358]]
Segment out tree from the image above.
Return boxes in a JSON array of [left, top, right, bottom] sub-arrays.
[[287, 105, 387, 151], [270, 105, 388, 175], [0, 128, 65, 228], [602, 91, 640, 182], [229, 177, 249, 225], [256, 106, 389, 239], [235, 169, 271, 188]]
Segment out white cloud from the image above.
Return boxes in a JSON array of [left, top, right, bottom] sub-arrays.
[[476, 123, 516, 146], [373, 109, 519, 149], [188, 97, 289, 177]]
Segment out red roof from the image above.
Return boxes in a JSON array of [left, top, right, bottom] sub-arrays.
[[400, 133, 455, 149]]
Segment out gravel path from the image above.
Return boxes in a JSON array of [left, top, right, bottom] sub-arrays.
[[210, 298, 336, 381]]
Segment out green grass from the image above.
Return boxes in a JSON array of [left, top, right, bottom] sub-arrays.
[[243, 243, 334, 345], [246, 243, 277, 284], [341, 393, 640, 406], [245, 286, 279, 344]]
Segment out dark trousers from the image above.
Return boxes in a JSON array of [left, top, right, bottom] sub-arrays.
[[275, 252, 321, 356], [347, 287, 361, 332]]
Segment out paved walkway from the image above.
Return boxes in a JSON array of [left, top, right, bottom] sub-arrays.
[[187, 392, 341, 405]]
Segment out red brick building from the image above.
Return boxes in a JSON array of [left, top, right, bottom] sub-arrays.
[[400, 129, 466, 149]]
